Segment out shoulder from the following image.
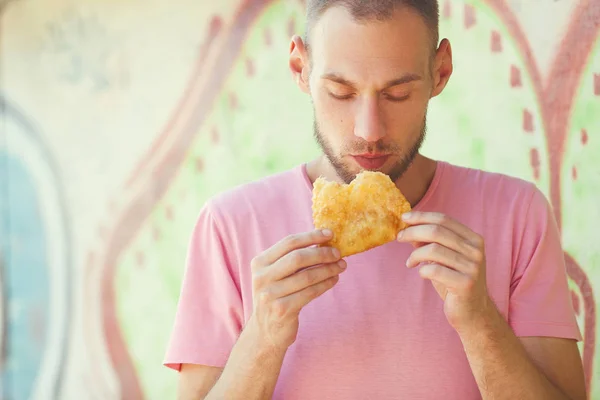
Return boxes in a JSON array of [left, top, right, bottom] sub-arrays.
[[440, 161, 544, 207], [201, 164, 309, 227]]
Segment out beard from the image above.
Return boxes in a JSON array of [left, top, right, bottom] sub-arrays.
[[313, 116, 427, 184]]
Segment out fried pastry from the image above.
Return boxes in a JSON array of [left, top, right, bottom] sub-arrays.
[[312, 171, 412, 257]]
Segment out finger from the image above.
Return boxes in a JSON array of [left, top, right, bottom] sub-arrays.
[[398, 223, 469, 256], [253, 229, 334, 269], [270, 260, 347, 298], [406, 243, 478, 276], [401, 212, 483, 247], [270, 246, 341, 281], [283, 274, 341, 311], [419, 263, 471, 291]]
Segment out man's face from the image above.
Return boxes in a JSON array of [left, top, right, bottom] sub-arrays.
[[305, 6, 438, 183]]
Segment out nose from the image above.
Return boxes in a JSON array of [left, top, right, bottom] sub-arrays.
[[354, 95, 385, 142]]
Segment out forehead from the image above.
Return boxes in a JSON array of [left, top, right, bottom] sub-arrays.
[[308, 5, 431, 80]]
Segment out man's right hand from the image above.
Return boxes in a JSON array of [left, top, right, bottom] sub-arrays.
[[248, 229, 347, 352]]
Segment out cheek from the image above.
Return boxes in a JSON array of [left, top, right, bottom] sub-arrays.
[[314, 93, 353, 130], [383, 98, 427, 126]]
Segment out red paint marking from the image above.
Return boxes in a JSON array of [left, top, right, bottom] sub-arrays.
[[229, 93, 239, 109], [246, 58, 255, 77], [125, 16, 223, 188], [595, 73, 600, 95], [96, 5, 273, 398], [288, 17, 296, 37], [511, 65, 522, 87], [581, 129, 588, 145], [165, 206, 174, 220], [264, 28, 272, 46], [572, 290, 581, 316], [464, 4, 476, 29], [533, 0, 600, 234], [565, 252, 596, 397], [491, 30, 502, 52], [443, 0, 452, 18], [530, 148, 540, 180], [523, 109, 534, 132], [572, 166, 578, 180], [211, 127, 220, 144], [195, 158, 204, 172]]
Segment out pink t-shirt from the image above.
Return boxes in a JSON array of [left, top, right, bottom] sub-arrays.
[[164, 161, 581, 399]]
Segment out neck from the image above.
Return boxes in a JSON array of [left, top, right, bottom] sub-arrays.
[[306, 154, 437, 207]]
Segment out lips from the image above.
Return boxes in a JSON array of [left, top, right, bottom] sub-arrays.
[[351, 154, 390, 170]]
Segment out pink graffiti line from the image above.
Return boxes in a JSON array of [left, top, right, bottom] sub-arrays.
[[486, 0, 599, 394], [86, 1, 279, 399]]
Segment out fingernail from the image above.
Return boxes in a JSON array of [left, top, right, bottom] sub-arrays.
[[397, 230, 404, 240], [338, 259, 347, 269], [402, 213, 413, 221], [332, 248, 340, 258], [322, 229, 333, 237]]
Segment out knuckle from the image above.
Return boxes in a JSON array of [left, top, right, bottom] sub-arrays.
[[250, 256, 262, 272], [322, 246, 337, 260], [252, 270, 265, 287], [311, 283, 325, 297], [429, 224, 442, 236], [472, 250, 485, 265], [429, 243, 443, 255], [303, 270, 319, 286], [289, 250, 305, 266], [471, 234, 484, 248], [428, 264, 441, 279], [272, 299, 287, 318], [286, 234, 303, 248], [434, 213, 448, 224], [328, 275, 339, 287]]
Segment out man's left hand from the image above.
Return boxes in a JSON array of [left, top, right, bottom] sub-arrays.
[[397, 211, 496, 332]]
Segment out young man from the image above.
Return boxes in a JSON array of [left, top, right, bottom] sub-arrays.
[[164, 1, 586, 399]]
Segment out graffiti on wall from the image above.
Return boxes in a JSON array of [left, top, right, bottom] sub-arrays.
[[425, 0, 600, 393], [0, 95, 71, 399]]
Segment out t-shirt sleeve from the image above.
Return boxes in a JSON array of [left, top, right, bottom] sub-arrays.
[[163, 201, 244, 371], [508, 186, 582, 341]]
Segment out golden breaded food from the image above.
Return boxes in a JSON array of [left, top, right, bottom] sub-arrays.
[[312, 171, 412, 257]]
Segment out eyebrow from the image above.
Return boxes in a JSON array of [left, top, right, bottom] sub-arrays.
[[321, 72, 422, 89]]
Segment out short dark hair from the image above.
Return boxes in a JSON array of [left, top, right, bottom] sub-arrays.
[[304, 0, 440, 51]]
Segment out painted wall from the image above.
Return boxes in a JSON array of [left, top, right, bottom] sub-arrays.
[[0, 0, 598, 398]]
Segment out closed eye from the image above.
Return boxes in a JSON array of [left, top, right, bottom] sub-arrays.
[[328, 92, 355, 100], [384, 93, 410, 102]]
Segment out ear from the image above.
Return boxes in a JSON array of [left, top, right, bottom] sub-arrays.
[[289, 35, 310, 94], [430, 38, 453, 98]]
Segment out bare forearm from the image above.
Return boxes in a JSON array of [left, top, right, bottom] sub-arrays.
[[206, 323, 286, 400], [458, 307, 569, 400]]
